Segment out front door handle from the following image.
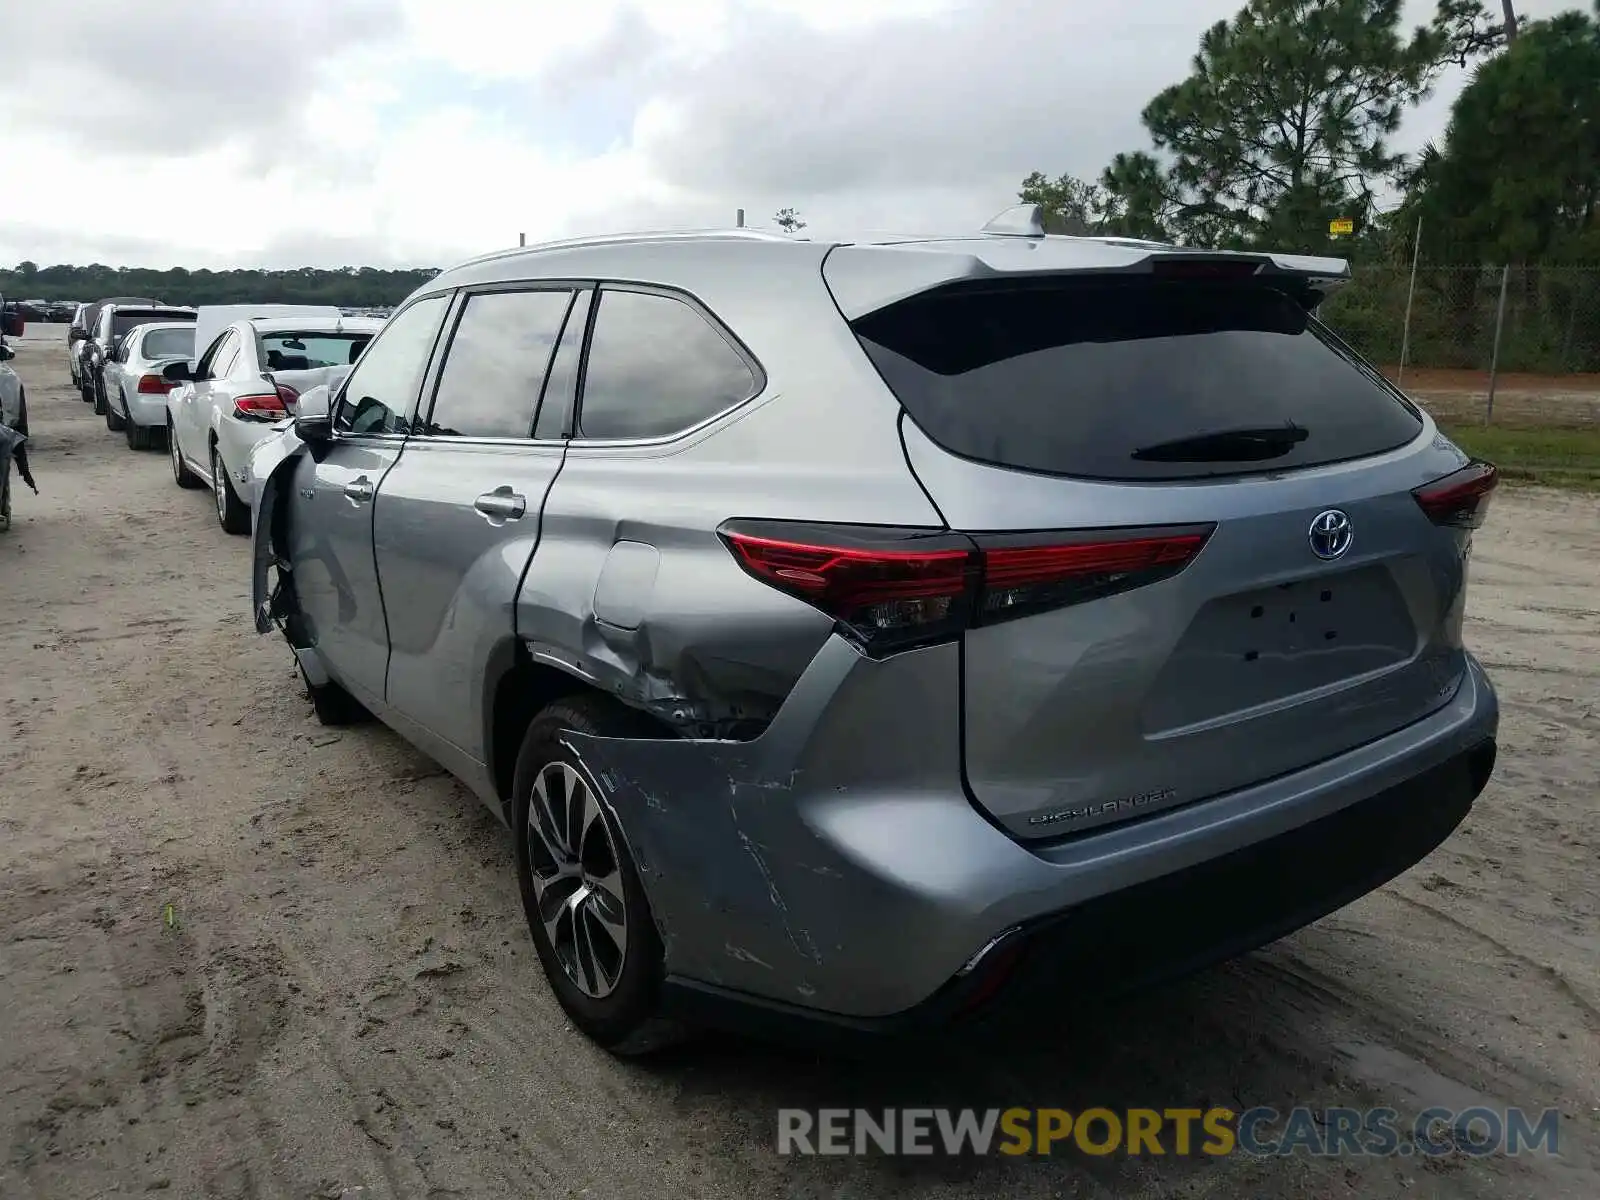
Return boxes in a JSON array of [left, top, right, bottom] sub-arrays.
[[474, 486, 526, 522], [344, 476, 375, 504]]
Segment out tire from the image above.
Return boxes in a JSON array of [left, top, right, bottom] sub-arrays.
[[14, 390, 25, 437], [125, 401, 152, 450], [511, 696, 685, 1055], [80, 376, 94, 403], [169, 419, 202, 488], [106, 390, 126, 431], [211, 443, 250, 535], [300, 663, 371, 726], [92, 377, 107, 416]]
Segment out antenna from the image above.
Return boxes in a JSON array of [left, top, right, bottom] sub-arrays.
[[981, 203, 1047, 238]]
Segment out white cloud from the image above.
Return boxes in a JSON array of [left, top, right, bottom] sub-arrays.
[[0, 0, 1578, 271]]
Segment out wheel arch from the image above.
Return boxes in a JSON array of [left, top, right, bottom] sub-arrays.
[[484, 639, 678, 812]]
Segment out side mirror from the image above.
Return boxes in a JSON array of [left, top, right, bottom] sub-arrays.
[[294, 384, 333, 442], [161, 360, 193, 383], [68, 329, 86, 343], [0, 345, 14, 362]]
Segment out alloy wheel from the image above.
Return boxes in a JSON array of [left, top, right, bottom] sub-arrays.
[[525, 762, 630, 999], [211, 447, 226, 521]]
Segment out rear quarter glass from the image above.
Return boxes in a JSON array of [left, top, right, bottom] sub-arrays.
[[851, 277, 1424, 483]]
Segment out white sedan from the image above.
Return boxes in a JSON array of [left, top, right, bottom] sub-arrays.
[[166, 314, 383, 533], [98, 321, 196, 448]]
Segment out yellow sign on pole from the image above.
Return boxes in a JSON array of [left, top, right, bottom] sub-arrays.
[[1329, 218, 1355, 236]]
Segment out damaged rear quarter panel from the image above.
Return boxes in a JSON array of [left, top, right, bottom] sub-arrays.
[[557, 636, 1026, 1018], [511, 250, 945, 735]]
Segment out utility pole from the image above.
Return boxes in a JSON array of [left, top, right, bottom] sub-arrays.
[[518, 232, 526, 247], [1398, 216, 1423, 390], [735, 209, 745, 228]]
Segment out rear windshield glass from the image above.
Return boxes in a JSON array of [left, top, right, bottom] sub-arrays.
[[851, 279, 1424, 482], [112, 310, 193, 338], [262, 333, 372, 372], [141, 328, 194, 359]]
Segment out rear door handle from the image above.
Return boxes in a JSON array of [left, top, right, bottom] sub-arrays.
[[474, 486, 526, 522], [344, 476, 375, 504]]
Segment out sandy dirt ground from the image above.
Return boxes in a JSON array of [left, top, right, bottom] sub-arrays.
[[2, 325, 1598, 1199]]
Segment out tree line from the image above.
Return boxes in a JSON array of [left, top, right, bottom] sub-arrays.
[[1018, 0, 1600, 370], [1019, 0, 1597, 266], [0, 262, 440, 308]]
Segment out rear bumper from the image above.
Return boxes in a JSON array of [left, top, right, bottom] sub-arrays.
[[565, 639, 1498, 1029], [217, 419, 278, 505], [126, 390, 170, 428], [663, 736, 1493, 1046]]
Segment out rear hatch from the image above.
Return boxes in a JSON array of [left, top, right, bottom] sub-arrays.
[[831, 249, 1494, 840]]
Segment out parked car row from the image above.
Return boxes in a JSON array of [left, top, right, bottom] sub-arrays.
[[56, 214, 1503, 1059], [10, 299, 80, 322], [66, 297, 383, 533]]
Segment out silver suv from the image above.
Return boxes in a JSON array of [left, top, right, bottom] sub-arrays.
[[251, 213, 1500, 1052]]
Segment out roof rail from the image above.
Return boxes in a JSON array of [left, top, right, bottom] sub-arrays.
[[457, 227, 797, 269]]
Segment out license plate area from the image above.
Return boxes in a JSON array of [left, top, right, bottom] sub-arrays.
[[1146, 566, 1416, 729]]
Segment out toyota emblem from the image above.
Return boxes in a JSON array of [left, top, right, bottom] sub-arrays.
[[1308, 509, 1354, 560]]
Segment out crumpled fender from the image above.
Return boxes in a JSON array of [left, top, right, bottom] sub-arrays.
[[250, 425, 309, 636]]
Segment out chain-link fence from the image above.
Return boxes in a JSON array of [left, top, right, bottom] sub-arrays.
[[1321, 265, 1600, 427]]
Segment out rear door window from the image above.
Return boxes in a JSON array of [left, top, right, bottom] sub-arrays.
[[425, 289, 574, 439], [576, 288, 759, 441], [851, 279, 1425, 482]]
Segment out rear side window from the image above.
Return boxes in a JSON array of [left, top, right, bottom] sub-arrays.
[[426, 289, 574, 439], [852, 280, 1424, 482], [577, 289, 759, 441]]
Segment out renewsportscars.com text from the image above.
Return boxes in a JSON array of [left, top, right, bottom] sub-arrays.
[[776, 1106, 1561, 1158]]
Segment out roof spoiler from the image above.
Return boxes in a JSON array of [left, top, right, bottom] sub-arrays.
[[823, 237, 1353, 321]]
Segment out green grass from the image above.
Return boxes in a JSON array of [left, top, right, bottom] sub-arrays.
[[1441, 424, 1600, 492]]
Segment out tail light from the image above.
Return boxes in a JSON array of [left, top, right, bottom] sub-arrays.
[[1413, 460, 1498, 529], [719, 520, 1214, 656], [720, 525, 976, 654], [233, 393, 289, 422], [137, 373, 174, 394], [977, 530, 1213, 621]]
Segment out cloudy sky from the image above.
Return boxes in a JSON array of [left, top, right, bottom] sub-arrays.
[[0, 0, 1573, 270]]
